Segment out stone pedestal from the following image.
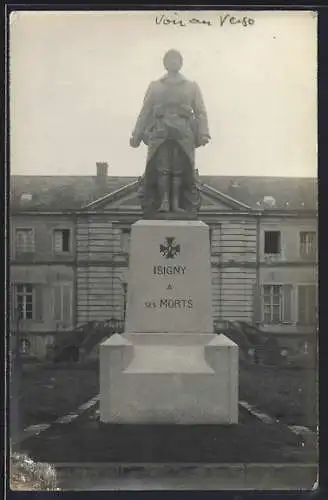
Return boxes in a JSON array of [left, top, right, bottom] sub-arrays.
[[100, 220, 239, 424]]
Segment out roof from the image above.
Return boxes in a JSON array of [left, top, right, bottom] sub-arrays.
[[10, 175, 317, 211]]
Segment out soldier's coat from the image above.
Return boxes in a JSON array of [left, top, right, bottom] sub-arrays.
[[132, 73, 210, 166]]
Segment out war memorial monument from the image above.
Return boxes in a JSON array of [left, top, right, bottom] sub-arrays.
[[99, 49, 239, 424]]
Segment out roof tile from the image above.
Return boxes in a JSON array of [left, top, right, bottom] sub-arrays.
[[10, 175, 317, 211]]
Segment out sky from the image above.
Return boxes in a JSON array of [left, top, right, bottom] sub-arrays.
[[10, 10, 317, 177]]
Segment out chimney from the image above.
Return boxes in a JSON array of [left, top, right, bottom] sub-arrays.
[[96, 162, 108, 178]]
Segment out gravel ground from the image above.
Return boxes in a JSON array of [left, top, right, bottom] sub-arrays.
[[16, 405, 317, 464]]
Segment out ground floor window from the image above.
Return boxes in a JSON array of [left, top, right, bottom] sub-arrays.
[[298, 285, 317, 325], [15, 284, 33, 320], [262, 284, 292, 324]]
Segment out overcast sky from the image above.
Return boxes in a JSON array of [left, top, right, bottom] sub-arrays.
[[10, 10, 317, 177]]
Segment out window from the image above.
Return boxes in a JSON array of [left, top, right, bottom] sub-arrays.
[[298, 285, 317, 325], [300, 232, 316, 259], [264, 231, 281, 254], [15, 228, 35, 254], [15, 284, 33, 320], [263, 285, 292, 324], [54, 229, 71, 253], [20, 338, 31, 354], [53, 284, 72, 322], [121, 228, 131, 253]]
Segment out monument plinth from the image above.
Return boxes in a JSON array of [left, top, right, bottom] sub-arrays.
[[100, 220, 239, 424]]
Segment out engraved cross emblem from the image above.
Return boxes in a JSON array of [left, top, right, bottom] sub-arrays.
[[160, 237, 180, 259]]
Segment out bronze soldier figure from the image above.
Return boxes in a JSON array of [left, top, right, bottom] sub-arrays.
[[129, 49, 211, 218]]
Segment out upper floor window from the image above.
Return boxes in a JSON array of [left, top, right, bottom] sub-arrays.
[[300, 231, 316, 259], [264, 231, 281, 255], [54, 229, 71, 253], [15, 228, 35, 254], [15, 284, 33, 320], [263, 284, 292, 324], [298, 285, 317, 325], [121, 228, 131, 253]]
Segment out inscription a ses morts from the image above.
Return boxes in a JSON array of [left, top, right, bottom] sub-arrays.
[[144, 237, 193, 310]]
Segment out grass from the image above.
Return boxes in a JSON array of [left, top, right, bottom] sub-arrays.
[[16, 357, 317, 433], [239, 361, 318, 428], [18, 361, 99, 429]]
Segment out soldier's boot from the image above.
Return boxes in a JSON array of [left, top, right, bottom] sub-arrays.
[[158, 174, 170, 212], [172, 176, 186, 213]]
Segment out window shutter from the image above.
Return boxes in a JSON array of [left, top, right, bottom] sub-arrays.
[[28, 230, 35, 252], [62, 285, 72, 322], [282, 285, 292, 321], [53, 285, 62, 320], [263, 285, 271, 323], [298, 286, 307, 323], [54, 231, 63, 252], [308, 285, 317, 324], [9, 283, 15, 325], [252, 282, 260, 323], [34, 285, 43, 321]]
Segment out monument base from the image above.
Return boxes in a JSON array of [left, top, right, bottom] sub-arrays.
[[99, 333, 239, 425], [142, 211, 198, 221]]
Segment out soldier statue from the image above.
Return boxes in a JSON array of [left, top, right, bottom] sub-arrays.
[[129, 49, 211, 218]]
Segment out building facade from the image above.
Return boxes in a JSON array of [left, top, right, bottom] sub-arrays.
[[10, 165, 317, 358]]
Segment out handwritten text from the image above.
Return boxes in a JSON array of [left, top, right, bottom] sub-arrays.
[[155, 12, 255, 28]]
